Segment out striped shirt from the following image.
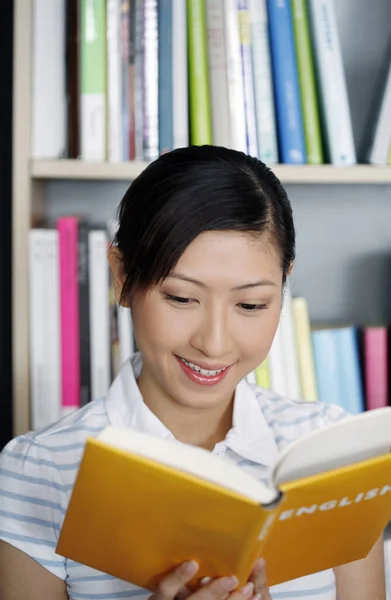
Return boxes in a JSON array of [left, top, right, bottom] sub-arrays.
[[0, 353, 349, 600]]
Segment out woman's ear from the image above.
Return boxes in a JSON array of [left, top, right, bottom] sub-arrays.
[[107, 246, 130, 308]]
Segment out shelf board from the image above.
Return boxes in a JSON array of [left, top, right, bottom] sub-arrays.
[[31, 159, 391, 184]]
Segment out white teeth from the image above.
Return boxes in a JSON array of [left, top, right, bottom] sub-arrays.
[[180, 357, 226, 377]]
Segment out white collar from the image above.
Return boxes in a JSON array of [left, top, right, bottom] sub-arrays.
[[105, 353, 278, 467]]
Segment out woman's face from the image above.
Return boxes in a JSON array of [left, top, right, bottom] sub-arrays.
[[129, 231, 283, 410]]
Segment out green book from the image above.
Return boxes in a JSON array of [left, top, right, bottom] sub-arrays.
[[80, 0, 107, 160], [187, 0, 212, 145], [291, 0, 323, 164]]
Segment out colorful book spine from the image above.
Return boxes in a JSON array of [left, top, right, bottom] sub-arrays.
[[224, 0, 247, 152], [172, 0, 189, 148], [107, 0, 123, 162], [291, 0, 323, 164], [292, 297, 318, 401], [80, 0, 107, 161], [78, 220, 91, 406], [255, 357, 270, 389], [248, 0, 278, 163], [334, 327, 364, 414], [158, 0, 173, 153], [312, 328, 342, 408], [121, 0, 130, 161], [266, 0, 306, 164], [134, 0, 145, 160], [308, 0, 356, 165], [58, 217, 80, 415], [206, 0, 231, 148], [237, 0, 258, 157], [364, 327, 388, 410], [143, 0, 159, 160], [187, 0, 213, 145]]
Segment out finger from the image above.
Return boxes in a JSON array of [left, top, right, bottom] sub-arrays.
[[249, 559, 271, 599], [152, 561, 199, 600], [191, 575, 239, 600]]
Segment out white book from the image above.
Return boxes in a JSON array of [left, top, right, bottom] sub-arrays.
[[268, 321, 288, 397], [385, 536, 391, 600], [245, 371, 257, 385], [172, 0, 189, 149], [237, 0, 258, 157], [31, 0, 66, 158], [118, 307, 134, 367], [143, 0, 159, 160], [308, 0, 356, 165], [29, 230, 61, 429], [89, 231, 111, 401], [280, 284, 301, 400], [224, 0, 247, 152], [369, 59, 391, 165], [107, 0, 123, 162], [248, 0, 278, 163], [206, 0, 231, 148]]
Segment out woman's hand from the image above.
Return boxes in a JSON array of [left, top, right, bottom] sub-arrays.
[[149, 559, 271, 600]]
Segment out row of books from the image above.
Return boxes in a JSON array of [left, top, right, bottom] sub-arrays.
[[246, 290, 390, 414], [29, 217, 390, 430], [31, 0, 391, 166], [28, 219, 134, 430]]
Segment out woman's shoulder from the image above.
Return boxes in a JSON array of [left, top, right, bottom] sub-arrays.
[[248, 383, 349, 448]]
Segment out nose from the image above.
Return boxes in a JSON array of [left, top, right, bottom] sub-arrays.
[[189, 304, 234, 360]]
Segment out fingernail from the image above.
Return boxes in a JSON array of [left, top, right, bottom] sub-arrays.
[[222, 576, 239, 591], [254, 558, 265, 571], [200, 577, 212, 586], [182, 560, 198, 575], [252, 594, 262, 600], [240, 582, 254, 597]]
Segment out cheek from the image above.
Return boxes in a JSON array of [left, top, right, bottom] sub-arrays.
[[131, 298, 191, 350], [237, 307, 281, 357]]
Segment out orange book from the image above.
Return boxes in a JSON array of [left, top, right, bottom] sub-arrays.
[[56, 408, 391, 590]]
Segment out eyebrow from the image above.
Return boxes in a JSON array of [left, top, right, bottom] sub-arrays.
[[168, 274, 277, 291]]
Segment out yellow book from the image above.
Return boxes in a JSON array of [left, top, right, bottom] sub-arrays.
[[56, 408, 391, 590], [255, 358, 270, 389], [292, 297, 318, 401]]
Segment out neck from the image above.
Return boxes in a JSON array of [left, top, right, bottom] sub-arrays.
[[137, 370, 234, 451]]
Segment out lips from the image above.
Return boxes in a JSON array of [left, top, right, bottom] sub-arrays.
[[175, 355, 233, 387]]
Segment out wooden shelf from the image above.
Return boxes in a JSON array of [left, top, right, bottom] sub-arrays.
[[31, 159, 391, 184]]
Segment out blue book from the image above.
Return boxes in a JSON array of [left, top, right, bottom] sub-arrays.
[[158, 0, 173, 154], [266, 0, 306, 164], [312, 329, 344, 409], [334, 327, 365, 415]]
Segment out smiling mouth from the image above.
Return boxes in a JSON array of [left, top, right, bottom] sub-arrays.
[[177, 356, 230, 377]]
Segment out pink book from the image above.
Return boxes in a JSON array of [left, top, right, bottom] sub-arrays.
[[364, 327, 388, 410], [58, 217, 80, 415]]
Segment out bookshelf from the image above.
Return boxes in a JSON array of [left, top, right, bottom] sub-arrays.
[[32, 160, 391, 184], [11, 0, 391, 439]]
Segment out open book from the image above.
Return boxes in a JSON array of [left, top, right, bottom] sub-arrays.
[[56, 407, 391, 590]]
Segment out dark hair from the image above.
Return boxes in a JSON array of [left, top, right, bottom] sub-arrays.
[[114, 145, 295, 304]]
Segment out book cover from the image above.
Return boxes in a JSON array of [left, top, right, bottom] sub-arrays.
[[248, 0, 278, 164], [291, 0, 323, 164], [266, 0, 306, 164], [187, 0, 213, 145], [78, 220, 91, 406], [56, 411, 391, 589], [58, 217, 81, 415], [237, 0, 258, 157], [308, 0, 356, 165], [292, 297, 317, 401], [134, 0, 145, 160], [158, 0, 173, 153], [224, 0, 247, 152], [364, 327, 389, 410], [107, 0, 123, 162], [143, 0, 159, 160], [312, 328, 343, 409], [172, 0, 189, 148], [255, 358, 270, 389], [279, 285, 301, 399], [80, 0, 107, 161], [368, 58, 391, 165], [206, 0, 231, 148], [66, 0, 80, 158], [334, 327, 364, 415]]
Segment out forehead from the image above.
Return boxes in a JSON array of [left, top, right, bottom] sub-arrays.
[[173, 231, 282, 280]]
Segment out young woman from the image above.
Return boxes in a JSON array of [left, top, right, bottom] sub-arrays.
[[0, 146, 386, 600]]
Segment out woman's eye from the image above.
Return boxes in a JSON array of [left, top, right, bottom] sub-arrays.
[[239, 303, 267, 312], [165, 294, 193, 304]]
